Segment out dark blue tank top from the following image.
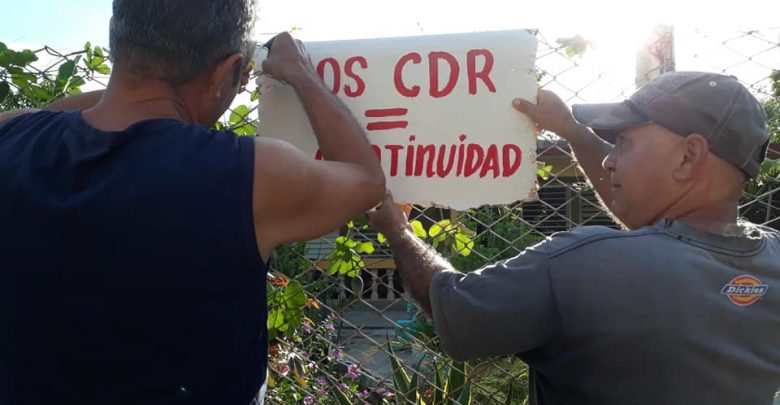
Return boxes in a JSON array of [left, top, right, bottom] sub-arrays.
[[0, 111, 267, 404]]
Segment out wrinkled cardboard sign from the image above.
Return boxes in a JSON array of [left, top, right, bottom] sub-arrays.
[[257, 30, 539, 209]]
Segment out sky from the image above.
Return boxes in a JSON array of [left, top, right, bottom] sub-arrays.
[[1, 0, 778, 100], [2, 0, 778, 51]]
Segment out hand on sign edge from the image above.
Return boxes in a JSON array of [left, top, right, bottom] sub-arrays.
[[367, 190, 413, 238]]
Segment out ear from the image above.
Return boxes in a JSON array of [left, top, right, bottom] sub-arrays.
[[673, 134, 709, 181], [208, 53, 245, 98]]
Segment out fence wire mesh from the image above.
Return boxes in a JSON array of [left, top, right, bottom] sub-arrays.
[[1, 26, 778, 404]]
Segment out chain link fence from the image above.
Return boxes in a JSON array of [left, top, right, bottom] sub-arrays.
[[2, 26, 778, 404]]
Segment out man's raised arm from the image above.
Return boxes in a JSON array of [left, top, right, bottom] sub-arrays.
[[252, 32, 385, 260]]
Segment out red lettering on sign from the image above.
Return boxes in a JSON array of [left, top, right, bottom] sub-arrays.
[[467, 49, 496, 95], [405, 139, 416, 176], [436, 144, 457, 178], [502, 144, 523, 177], [414, 144, 436, 177], [316, 58, 340, 94], [429, 52, 459, 98], [385, 144, 403, 176], [371, 144, 382, 160], [464, 144, 485, 177], [365, 108, 409, 131], [320, 139, 522, 179], [365, 108, 409, 117], [481, 144, 500, 178], [344, 56, 368, 97], [456, 135, 467, 176], [394, 52, 422, 97], [367, 121, 409, 131]]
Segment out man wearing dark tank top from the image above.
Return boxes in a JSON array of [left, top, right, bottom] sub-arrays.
[[0, 1, 384, 404]]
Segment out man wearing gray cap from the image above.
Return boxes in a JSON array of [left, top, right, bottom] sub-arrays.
[[368, 71, 779, 404]]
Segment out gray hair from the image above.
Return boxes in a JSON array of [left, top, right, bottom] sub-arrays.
[[109, 0, 257, 84]]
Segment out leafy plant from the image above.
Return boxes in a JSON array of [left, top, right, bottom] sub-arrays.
[[325, 221, 375, 278], [0, 42, 109, 110], [267, 275, 308, 340], [388, 342, 471, 405], [267, 320, 394, 404], [449, 207, 543, 273]]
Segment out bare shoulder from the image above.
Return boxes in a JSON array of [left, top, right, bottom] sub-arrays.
[[251, 136, 314, 187], [253, 136, 311, 169], [250, 136, 316, 207]]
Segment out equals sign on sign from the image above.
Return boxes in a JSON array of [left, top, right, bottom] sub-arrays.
[[364, 108, 409, 131]]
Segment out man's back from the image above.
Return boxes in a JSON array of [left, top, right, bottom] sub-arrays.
[[0, 111, 267, 404], [530, 221, 780, 403], [429, 220, 780, 404]]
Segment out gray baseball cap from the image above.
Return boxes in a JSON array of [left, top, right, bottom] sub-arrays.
[[572, 71, 770, 178]]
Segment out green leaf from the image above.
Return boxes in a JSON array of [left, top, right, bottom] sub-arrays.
[[227, 105, 254, 135], [229, 105, 251, 126], [0, 50, 14, 68], [503, 381, 514, 405], [56, 60, 77, 90], [0, 42, 7, 52], [433, 362, 445, 405], [388, 342, 411, 404], [429, 220, 453, 238], [377, 232, 388, 244], [21, 84, 50, 100], [88, 56, 106, 70], [536, 162, 553, 180], [411, 220, 427, 238], [356, 241, 375, 254], [57, 60, 76, 80], [429, 223, 443, 238], [327, 259, 340, 276], [447, 361, 467, 402], [232, 121, 256, 136], [267, 308, 285, 329], [12, 49, 38, 67], [0, 81, 9, 103], [456, 382, 471, 405], [282, 280, 306, 308], [68, 76, 86, 93], [95, 64, 110, 75], [453, 233, 474, 257], [408, 357, 424, 404], [338, 259, 353, 275], [345, 262, 362, 277], [11, 72, 37, 88]]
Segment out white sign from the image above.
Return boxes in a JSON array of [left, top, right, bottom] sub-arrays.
[[257, 30, 539, 209]]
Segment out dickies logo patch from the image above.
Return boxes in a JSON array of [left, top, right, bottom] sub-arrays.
[[720, 275, 768, 306]]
